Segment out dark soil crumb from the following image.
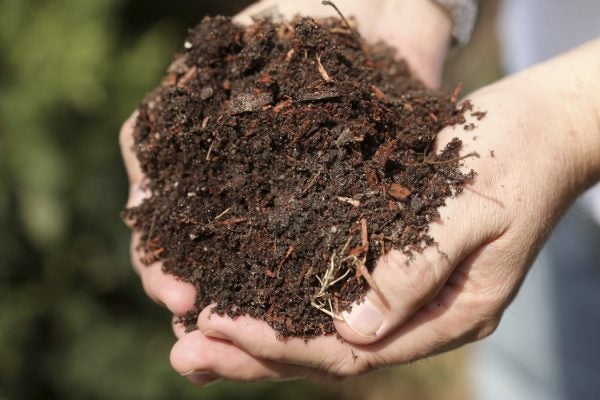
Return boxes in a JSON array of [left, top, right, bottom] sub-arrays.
[[123, 15, 477, 338], [471, 110, 487, 120]]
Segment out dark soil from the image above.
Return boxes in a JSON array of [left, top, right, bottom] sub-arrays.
[[123, 15, 477, 338]]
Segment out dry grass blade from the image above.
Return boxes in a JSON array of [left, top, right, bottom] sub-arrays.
[[316, 54, 333, 82]]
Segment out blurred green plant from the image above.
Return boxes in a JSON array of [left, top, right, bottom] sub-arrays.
[[0, 0, 333, 398], [0, 0, 493, 398]]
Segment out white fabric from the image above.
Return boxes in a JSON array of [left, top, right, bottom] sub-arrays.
[[434, 0, 478, 44]]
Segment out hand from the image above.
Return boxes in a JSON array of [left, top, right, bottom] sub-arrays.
[[234, 0, 452, 87], [120, 0, 452, 386], [181, 40, 600, 378]]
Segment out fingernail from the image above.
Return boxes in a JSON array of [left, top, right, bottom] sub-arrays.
[[181, 369, 211, 376], [341, 299, 384, 338]]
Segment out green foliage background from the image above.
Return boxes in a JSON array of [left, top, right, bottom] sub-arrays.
[[0, 0, 494, 398]]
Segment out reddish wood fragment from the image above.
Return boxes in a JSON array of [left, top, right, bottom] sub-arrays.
[[276, 245, 295, 278], [371, 85, 386, 100], [388, 183, 411, 200], [451, 82, 463, 103], [348, 245, 368, 257], [265, 269, 276, 278], [373, 140, 396, 169], [364, 167, 379, 190], [273, 98, 293, 113], [177, 66, 197, 87], [219, 217, 248, 225]]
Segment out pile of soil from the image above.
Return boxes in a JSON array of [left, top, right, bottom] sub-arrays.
[[123, 14, 477, 338]]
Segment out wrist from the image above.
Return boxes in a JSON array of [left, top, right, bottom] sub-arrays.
[[529, 40, 600, 191], [492, 40, 600, 199]]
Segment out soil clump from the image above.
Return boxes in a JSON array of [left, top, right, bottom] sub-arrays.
[[123, 15, 476, 338]]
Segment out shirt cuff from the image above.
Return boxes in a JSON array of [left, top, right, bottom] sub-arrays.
[[432, 0, 478, 44]]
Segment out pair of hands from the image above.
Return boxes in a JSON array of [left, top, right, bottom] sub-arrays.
[[121, 0, 600, 387]]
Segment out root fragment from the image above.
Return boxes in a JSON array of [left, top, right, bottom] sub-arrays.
[[337, 196, 361, 207], [316, 54, 333, 82]]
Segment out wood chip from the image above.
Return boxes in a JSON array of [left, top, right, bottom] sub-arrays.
[[230, 92, 273, 114], [388, 183, 411, 200], [337, 197, 361, 207]]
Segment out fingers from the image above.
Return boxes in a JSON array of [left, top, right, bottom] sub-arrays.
[[232, 0, 448, 88], [334, 181, 503, 345], [119, 112, 143, 186], [131, 232, 197, 316], [197, 308, 364, 376], [172, 315, 188, 339], [170, 330, 335, 382], [119, 112, 151, 217], [233, 0, 365, 26], [196, 259, 503, 378], [333, 247, 451, 344]]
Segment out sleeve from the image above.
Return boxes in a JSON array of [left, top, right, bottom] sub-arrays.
[[432, 0, 478, 44]]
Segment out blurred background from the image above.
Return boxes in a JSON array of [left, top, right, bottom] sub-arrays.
[[0, 0, 500, 399]]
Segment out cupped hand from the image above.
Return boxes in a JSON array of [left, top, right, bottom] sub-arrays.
[[121, 0, 454, 386], [188, 50, 600, 378], [234, 0, 452, 87]]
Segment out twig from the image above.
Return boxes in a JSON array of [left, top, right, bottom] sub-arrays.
[[355, 258, 389, 309], [311, 300, 343, 320], [214, 207, 231, 220], [360, 218, 368, 251], [316, 54, 333, 82], [337, 196, 361, 207], [276, 245, 295, 279], [201, 116, 210, 129], [310, 238, 354, 320], [145, 214, 157, 249], [450, 82, 463, 103], [404, 151, 480, 167], [301, 169, 322, 194], [424, 151, 480, 165], [328, 268, 351, 287], [322, 1, 360, 40], [329, 27, 353, 36], [284, 49, 295, 62], [218, 217, 248, 225], [340, 235, 353, 256], [206, 140, 215, 161]]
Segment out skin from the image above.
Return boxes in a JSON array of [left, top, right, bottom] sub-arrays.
[[120, 0, 600, 386]]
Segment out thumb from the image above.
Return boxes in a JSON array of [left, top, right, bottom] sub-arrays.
[[333, 247, 452, 345], [334, 190, 499, 345]]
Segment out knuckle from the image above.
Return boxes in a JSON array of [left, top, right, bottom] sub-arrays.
[[401, 250, 441, 300], [378, 251, 436, 301]]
